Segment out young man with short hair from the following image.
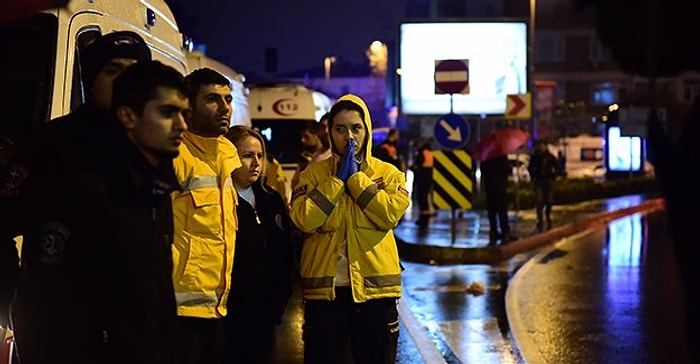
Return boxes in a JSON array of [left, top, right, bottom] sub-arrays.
[[170, 68, 242, 364], [12, 60, 190, 364]]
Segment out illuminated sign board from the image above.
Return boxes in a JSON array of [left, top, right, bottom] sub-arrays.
[[400, 21, 528, 115]]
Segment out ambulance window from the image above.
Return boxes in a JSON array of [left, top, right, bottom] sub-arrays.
[[0, 13, 57, 167], [70, 29, 101, 112]]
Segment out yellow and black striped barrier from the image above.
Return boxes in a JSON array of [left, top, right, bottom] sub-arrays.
[[432, 150, 474, 210]]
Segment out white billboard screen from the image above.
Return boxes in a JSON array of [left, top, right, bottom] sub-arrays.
[[400, 21, 528, 115]]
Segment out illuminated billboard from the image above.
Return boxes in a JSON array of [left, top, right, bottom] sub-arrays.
[[399, 21, 529, 115], [607, 126, 642, 172]]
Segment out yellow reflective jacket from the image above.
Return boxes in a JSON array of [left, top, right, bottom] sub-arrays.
[[289, 94, 410, 302], [171, 132, 241, 318]]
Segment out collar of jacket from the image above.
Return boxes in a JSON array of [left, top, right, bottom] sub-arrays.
[[183, 131, 223, 156], [105, 125, 181, 195]]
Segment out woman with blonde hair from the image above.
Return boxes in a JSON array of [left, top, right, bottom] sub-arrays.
[[222, 126, 294, 363]]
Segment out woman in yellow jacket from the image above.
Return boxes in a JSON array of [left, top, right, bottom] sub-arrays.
[[289, 94, 410, 364]]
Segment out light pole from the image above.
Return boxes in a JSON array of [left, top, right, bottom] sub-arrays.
[[529, 0, 537, 142], [324, 56, 336, 82]]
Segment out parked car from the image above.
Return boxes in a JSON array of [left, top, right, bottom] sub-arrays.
[[568, 162, 605, 179]]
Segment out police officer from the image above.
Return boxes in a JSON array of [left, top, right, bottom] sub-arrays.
[[0, 30, 152, 334]]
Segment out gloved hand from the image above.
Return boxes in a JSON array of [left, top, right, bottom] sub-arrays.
[[337, 138, 358, 182]]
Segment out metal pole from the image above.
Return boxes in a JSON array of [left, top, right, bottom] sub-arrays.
[[451, 209, 456, 245], [450, 93, 454, 114], [529, 0, 537, 142]]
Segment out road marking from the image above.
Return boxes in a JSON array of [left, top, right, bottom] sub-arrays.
[[398, 297, 447, 364]]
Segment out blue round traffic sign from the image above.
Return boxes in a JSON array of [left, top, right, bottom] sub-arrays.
[[434, 113, 470, 149]]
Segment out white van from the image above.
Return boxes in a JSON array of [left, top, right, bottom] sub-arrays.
[[248, 83, 332, 202], [0, 0, 188, 167], [186, 50, 251, 127]]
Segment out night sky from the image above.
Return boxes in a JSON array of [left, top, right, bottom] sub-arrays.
[[167, 0, 408, 80]]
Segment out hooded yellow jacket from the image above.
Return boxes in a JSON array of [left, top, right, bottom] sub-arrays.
[[171, 131, 241, 318], [289, 94, 410, 302]]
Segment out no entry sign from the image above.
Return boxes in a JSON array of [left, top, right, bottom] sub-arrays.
[[434, 59, 470, 95]]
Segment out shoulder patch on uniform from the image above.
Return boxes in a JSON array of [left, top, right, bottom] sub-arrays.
[[39, 221, 71, 264], [0, 162, 29, 197], [292, 185, 307, 200], [275, 213, 284, 231], [398, 186, 409, 196]]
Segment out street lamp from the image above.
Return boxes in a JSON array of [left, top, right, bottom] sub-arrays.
[[366, 40, 388, 77], [324, 56, 336, 81]]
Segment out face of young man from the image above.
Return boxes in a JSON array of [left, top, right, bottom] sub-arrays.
[[119, 86, 190, 166], [300, 129, 320, 151], [330, 109, 366, 157], [90, 58, 139, 111], [231, 135, 264, 189], [188, 84, 233, 137]]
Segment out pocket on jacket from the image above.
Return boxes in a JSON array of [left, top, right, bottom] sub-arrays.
[[187, 189, 222, 235], [179, 233, 225, 290]]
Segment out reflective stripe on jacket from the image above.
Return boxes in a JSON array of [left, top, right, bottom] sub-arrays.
[[289, 94, 410, 302], [171, 132, 241, 318]]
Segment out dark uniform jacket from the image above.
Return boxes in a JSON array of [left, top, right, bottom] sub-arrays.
[[10, 105, 182, 364], [528, 150, 561, 185], [226, 180, 294, 325]]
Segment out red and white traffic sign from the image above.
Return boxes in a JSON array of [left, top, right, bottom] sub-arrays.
[[434, 59, 470, 95], [506, 93, 532, 120]]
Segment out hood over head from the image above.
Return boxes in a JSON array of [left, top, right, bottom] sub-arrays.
[[327, 94, 373, 162]]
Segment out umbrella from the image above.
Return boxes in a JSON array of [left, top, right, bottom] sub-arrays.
[[472, 127, 529, 162]]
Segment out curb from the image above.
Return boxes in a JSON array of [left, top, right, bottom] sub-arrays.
[[397, 198, 666, 265]]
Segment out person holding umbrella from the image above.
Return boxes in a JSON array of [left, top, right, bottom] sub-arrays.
[[473, 127, 528, 242]]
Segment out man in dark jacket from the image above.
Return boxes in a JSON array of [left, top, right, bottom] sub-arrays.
[[11, 60, 189, 363], [481, 155, 514, 241], [528, 139, 561, 231], [0, 30, 152, 330]]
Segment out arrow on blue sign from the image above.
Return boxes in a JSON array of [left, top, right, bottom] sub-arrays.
[[434, 113, 470, 149]]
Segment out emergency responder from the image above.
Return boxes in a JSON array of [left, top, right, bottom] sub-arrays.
[[12, 60, 189, 363], [375, 128, 406, 172], [289, 94, 410, 364], [171, 68, 241, 364], [411, 137, 435, 227], [0, 30, 152, 332]]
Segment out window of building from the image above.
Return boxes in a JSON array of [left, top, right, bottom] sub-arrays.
[[534, 35, 565, 63], [683, 80, 700, 104], [592, 82, 616, 106], [590, 38, 612, 62]]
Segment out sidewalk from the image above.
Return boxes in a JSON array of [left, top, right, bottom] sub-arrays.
[[393, 194, 665, 265]]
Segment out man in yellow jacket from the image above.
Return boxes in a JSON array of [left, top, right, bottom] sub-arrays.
[[289, 94, 410, 364], [171, 68, 241, 364]]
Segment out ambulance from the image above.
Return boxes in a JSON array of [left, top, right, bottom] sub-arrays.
[[247, 83, 332, 202], [0, 0, 189, 170]]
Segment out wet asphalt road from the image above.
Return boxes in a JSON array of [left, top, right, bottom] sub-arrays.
[[508, 211, 693, 364], [273, 196, 692, 363]]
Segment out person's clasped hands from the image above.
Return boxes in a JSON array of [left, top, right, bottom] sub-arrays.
[[337, 138, 358, 183]]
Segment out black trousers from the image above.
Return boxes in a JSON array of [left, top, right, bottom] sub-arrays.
[[178, 316, 224, 364], [302, 288, 399, 364], [484, 181, 509, 235]]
